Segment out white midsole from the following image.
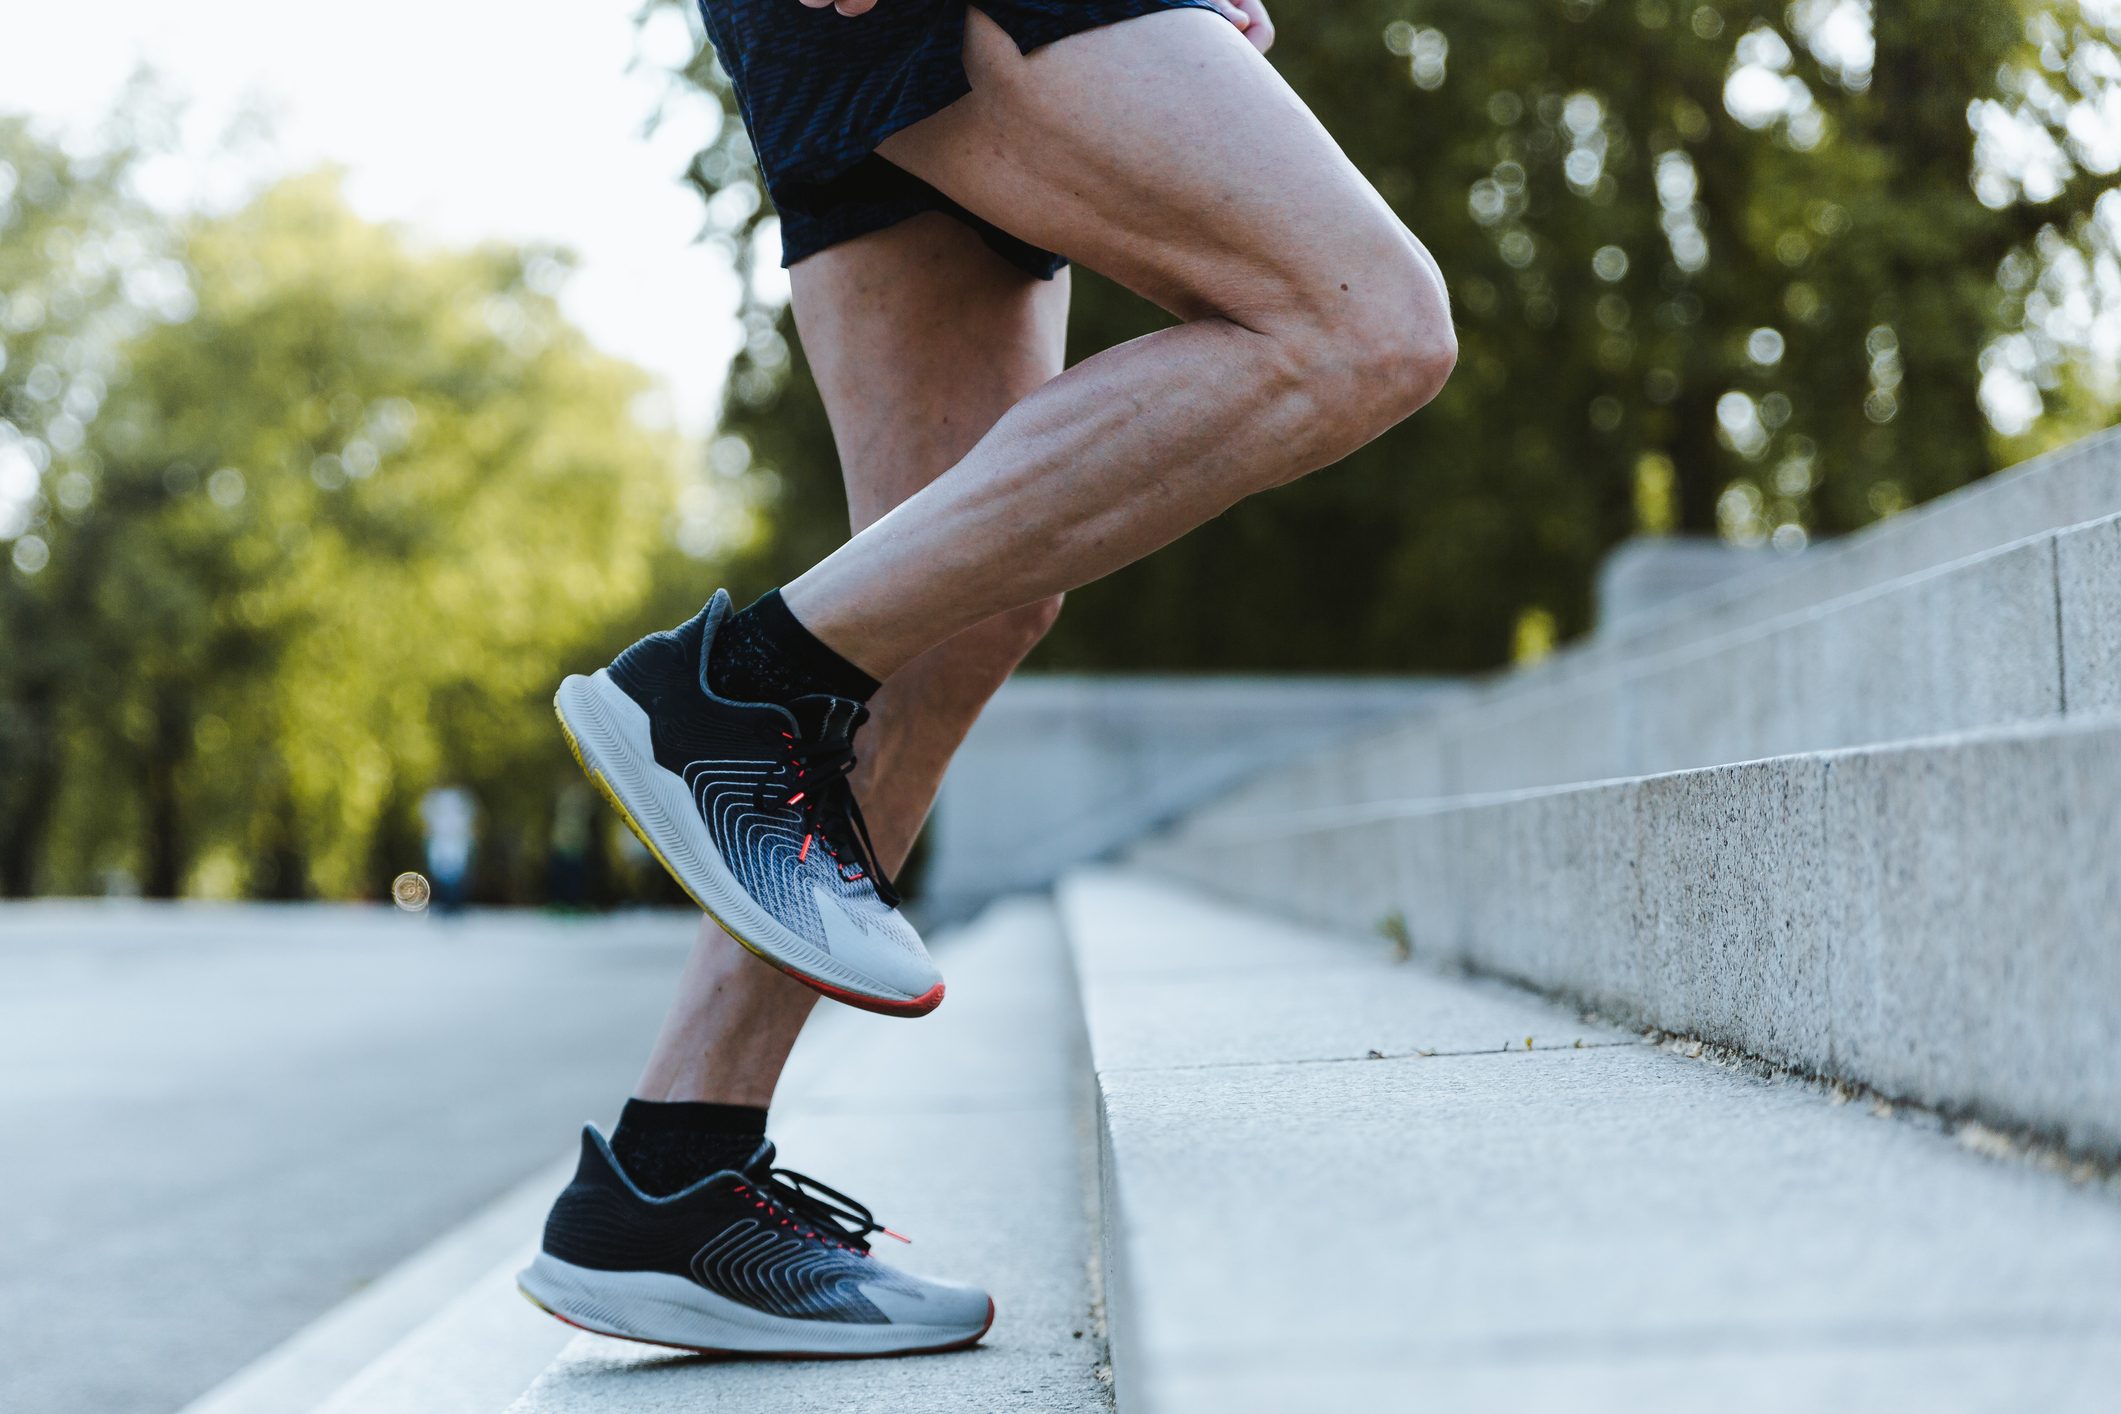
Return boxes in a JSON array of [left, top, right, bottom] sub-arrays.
[[517, 1253, 983, 1354], [554, 670, 913, 1004]]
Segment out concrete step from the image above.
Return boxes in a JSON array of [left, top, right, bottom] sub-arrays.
[[507, 894, 1109, 1414], [260, 897, 1112, 1413], [1212, 502, 2121, 814], [1138, 715, 2121, 1157], [1553, 423, 2121, 689], [922, 676, 1456, 922], [1059, 869, 2121, 1413], [176, 1159, 575, 1414]]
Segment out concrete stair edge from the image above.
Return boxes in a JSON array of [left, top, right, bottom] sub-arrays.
[[1055, 867, 2121, 1413], [1133, 713, 2121, 1158], [1194, 500, 2121, 822], [1531, 421, 2121, 687]]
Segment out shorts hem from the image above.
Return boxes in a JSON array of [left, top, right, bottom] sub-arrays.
[[725, 0, 1226, 277]]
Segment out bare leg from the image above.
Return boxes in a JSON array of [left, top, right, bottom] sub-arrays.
[[633, 214, 1068, 1107], [780, 8, 1456, 678]]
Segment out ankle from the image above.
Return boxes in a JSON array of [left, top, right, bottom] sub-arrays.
[[609, 1098, 768, 1196], [709, 588, 879, 707]]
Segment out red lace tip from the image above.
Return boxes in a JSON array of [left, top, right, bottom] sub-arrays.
[[787, 791, 805, 805], [799, 832, 813, 862], [881, 1227, 911, 1244]]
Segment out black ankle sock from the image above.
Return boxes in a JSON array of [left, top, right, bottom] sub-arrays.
[[609, 1099, 769, 1196], [708, 589, 878, 707]]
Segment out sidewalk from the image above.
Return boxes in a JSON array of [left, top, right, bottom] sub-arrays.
[[0, 905, 691, 1414]]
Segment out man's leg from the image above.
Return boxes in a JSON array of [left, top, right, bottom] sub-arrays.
[[780, 6, 1457, 677], [629, 212, 1069, 1111]]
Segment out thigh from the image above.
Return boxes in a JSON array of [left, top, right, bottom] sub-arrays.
[[876, 6, 1441, 329], [790, 211, 1071, 531]]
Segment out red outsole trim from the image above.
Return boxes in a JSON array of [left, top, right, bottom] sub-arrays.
[[519, 1285, 995, 1361]]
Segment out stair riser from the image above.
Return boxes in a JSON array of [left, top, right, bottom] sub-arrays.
[[1205, 512, 2119, 819], [1139, 719, 2121, 1156], [1558, 425, 2121, 685]]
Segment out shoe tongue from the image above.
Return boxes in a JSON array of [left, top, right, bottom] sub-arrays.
[[738, 1139, 778, 1178], [786, 693, 864, 746]]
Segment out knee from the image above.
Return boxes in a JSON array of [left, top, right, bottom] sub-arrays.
[[1283, 245, 1457, 438], [1351, 274, 1458, 418]]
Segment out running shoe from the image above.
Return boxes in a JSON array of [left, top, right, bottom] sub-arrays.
[[554, 591, 941, 1016], [518, 1127, 993, 1358]]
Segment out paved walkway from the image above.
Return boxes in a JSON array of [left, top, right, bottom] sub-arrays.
[[0, 903, 691, 1414]]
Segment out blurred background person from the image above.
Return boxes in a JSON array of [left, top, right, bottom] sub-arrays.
[[419, 784, 477, 913]]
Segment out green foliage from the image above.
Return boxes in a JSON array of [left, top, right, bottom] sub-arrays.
[[1, 126, 713, 898], [660, 0, 2121, 670], [5, 3, 2119, 895]]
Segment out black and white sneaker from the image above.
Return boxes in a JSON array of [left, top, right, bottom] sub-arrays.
[[554, 591, 941, 1016], [518, 1127, 993, 1358]]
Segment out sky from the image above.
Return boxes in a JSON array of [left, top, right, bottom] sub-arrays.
[[1, 0, 740, 435]]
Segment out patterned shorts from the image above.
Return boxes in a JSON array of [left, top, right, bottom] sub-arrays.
[[696, 0, 1220, 279]]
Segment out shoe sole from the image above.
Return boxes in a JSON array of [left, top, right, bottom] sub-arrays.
[[554, 670, 944, 1018], [517, 1252, 993, 1358]]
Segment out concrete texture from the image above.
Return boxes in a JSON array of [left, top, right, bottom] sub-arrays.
[[0, 904, 693, 1414], [1633, 757, 1835, 1070], [1254, 430, 2121, 807], [1823, 723, 2121, 1154], [1626, 531, 2065, 777], [1397, 524, 2076, 799], [505, 896, 1112, 1414], [1063, 871, 2121, 1414], [2059, 511, 2121, 713], [308, 1244, 572, 1414], [921, 676, 1453, 919], [1596, 535, 1768, 635], [1442, 668, 1631, 796], [1067, 872, 1631, 1072], [1572, 422, 2121, 680], [180, 1158, 574, 1414], [1136, 718, 2121, 1155]]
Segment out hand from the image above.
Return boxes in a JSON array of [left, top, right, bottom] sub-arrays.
[[800, 0, 1275, 51], [1207, 0, 1275, 54]]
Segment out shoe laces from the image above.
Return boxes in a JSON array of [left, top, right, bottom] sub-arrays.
[[729, 1166, 911, 1255], [753, 705, 901, 907]]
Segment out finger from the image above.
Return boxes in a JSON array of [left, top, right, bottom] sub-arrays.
[[1208, 0, 1252, 29], [834, 0, 878, 12], [1236, 0, 1274, 52], [797, 0, 833, 8]]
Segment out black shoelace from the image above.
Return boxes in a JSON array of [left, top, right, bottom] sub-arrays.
[[754, 711, 901, 907], [730, 1166, 910, 1254]]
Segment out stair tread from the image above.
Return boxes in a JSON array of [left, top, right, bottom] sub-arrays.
[[1063, 869, 2121, 1413], [505, 896, 1111, 1414], [1217, 500, 2121, 815], [1143, 714, 2121, 1152]]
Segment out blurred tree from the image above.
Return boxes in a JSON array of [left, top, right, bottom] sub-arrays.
[[647, 0, 2121, 670], [0, 114, 170, 895], [3, 155, 722, 898]]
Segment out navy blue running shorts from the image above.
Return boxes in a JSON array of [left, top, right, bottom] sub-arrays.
[[696, 0, 1222, 278]]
